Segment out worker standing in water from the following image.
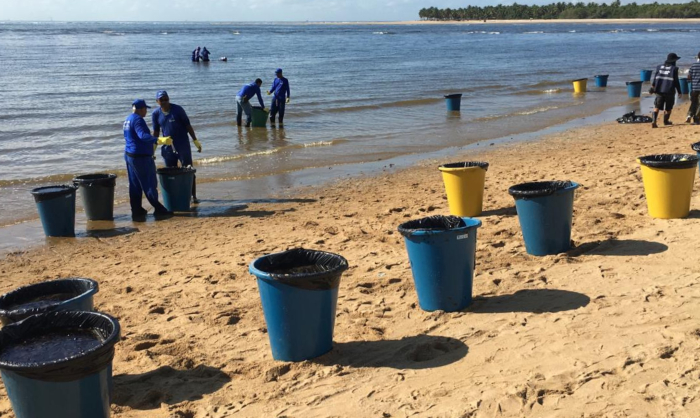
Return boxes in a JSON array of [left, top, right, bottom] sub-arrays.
[[236, 79, 265, 127], [152, 90, 203, 204], [267, 68, 290, 126], [123, 99, 173, 220], [200, 47, 211, 62]]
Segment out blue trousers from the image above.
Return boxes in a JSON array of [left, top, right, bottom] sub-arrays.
[[125, 154, 168, 214], [236, 96, 252, 126], [270, 96, 286, 123]]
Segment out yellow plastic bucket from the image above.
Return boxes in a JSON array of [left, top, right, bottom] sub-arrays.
[[638, 154, 698, 219], [439, 162, 489, 217], [572, 78, 588, 93]]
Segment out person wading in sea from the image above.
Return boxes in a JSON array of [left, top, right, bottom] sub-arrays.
[[650, 53, 682, 129]]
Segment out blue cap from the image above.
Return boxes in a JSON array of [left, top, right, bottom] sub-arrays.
[[132, 99, 151, 109], [275, 68, 283, 74], [156, 90, 169, 99]]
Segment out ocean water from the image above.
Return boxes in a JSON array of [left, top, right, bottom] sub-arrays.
[[1, 21, 699, 227]]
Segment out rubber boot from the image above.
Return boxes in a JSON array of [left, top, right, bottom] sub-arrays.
[[192, 175, 199, 204], [663, 112, 673, 126], [651, 111, 659, 128]]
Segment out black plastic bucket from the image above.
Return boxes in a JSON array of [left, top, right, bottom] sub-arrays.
[[73, 174, 117, 221], [0, 278, 99, 325]]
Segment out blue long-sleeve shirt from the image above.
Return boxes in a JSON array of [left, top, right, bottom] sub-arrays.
[[268, 77, 290, 99], [152, 104, 191, 149], [123, 113, 158, 155], [237, 83, 265, 107]]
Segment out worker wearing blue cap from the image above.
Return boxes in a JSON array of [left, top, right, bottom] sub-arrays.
[[152, 90, 202, 203], [236, 79, 265, 127], [123, 99, 173, 220], [267, 68, 291, 125]]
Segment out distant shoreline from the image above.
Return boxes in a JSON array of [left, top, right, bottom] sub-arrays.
[[312, 18, 700, 25]]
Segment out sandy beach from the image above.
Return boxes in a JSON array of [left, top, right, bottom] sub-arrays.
[[3, 101, 700, 417]]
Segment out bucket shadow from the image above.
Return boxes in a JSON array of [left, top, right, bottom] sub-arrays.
[[569, 239, 667, 257], [468, 289, 590, 314], [81, 226, 139, 238], [686, 210, 700, 219], [315, 335, 468, 370], [113, 365, 230, 410], [480, 206, 516, 217]]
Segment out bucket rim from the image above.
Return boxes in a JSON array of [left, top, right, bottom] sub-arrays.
[[30, 185, 76, 196], [156, 167, 197, 175], [0, 310, 120, 372], [73, 173, 117, 182], [626, 81, 643, 85], [398, 215, 481, 237], [573, 78, 588, 82], [0, 278, 99, 321], [249, 248, 349, 282], [444, 93, 463, 98], [508, 181, 579, 198], [438, 161, 489, 172], [638, 154, 699, 169], [594, 74, 609, 78]]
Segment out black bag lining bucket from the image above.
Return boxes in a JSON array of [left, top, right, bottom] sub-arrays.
[[73, 174, 117, 188], [252, 248, 348, 290], [638, 154, 698, 170], [0, 278, 98, 324], [30, 185, 76, 203], [156, 167, 196, 176], [0, 311, 120, 382], [439, 161, 489, 171], [508, 181, 574, 198], [398, 215, 466, 236]]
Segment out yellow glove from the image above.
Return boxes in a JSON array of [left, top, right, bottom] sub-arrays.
[[266, 91, 272, 95], [157, 136, 172, 146], [193, 139, 202, 153], [286, 97, 290, 104]]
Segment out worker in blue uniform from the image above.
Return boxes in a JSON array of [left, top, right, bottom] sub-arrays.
[[267, 68, 291, 125], [152, 90, 202, 204], [236, 79, 265, 127], [123, 99, 173, 220], [200, 47, 210, 62]]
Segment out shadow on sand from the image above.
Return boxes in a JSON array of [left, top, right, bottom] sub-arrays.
[[569, 239, 668, 257], [113, 365, 230, 410], [468, 289, 590, 314], [315, 335, 467, 370]]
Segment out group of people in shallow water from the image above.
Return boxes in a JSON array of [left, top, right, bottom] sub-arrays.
[[122, 67, 291, 220], [191, 46, 210, 62]]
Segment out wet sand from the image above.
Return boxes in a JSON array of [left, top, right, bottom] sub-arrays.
[[2, 102, 700, 416]]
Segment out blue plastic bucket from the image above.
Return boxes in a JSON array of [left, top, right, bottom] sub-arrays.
[[509, 181, 580, 256], [594, 74, 609, 87], [73, 174, 117, 221], [398, 215, 482, 312], [0, 278, 99, 325], [30, 185, 76, 237], [626, 81, 643, 98], [157, 167, 195, 212], [640, 69, 652, 82], [0, 311, 120, 418], [249, 248, 348, 362], [444, 94, 462, 111], [680, 77, 690, 94]]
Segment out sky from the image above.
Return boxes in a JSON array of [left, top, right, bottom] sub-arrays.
[[0, 0, 686, 22]]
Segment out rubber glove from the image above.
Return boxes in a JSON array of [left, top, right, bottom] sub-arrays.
[[266, 91, 272, 95], [286, 97, 290, 104], [193, 139, 202, 153], [157, 136, 173, 146]]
